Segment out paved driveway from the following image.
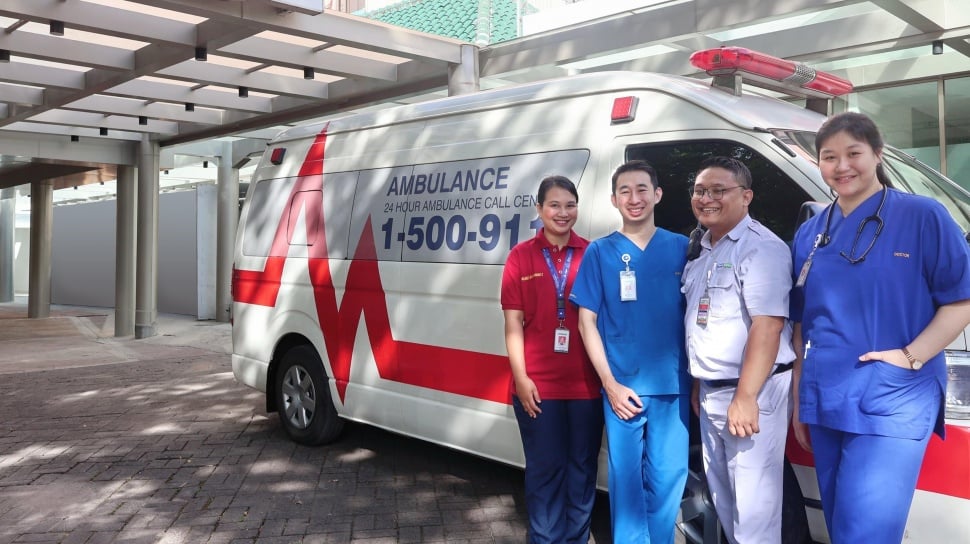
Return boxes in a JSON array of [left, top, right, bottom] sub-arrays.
[[0, 305, 613, 543]]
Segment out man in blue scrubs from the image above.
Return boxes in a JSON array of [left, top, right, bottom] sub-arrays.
[[682, 157, 794, 544], [571, 160, 691, 544]]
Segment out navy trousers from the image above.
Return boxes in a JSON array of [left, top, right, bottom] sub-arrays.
[[514, 397, 604, 544]]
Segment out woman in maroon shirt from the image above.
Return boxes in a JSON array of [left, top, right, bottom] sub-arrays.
[[501, 175, 603, 544]]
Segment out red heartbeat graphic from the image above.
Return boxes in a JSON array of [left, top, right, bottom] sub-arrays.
[[232, 129, 512, 404]]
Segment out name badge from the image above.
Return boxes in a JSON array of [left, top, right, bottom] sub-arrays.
[[554, 327, 570, 353], [795, 256, 813, 288], [620, 270, 636, 301], [696, 293, 710, 326]]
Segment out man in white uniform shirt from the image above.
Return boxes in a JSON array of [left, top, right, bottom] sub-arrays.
[[681, 156, 795, 544]]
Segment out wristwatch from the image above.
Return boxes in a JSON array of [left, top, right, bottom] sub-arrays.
[[902, 347, 924, 370]]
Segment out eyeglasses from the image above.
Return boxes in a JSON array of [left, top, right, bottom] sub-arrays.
[[689, 185, 747, 200]]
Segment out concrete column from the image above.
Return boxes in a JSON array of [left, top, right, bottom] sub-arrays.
[[135, 136, 159, 338], [114, 166, 136, 336], [447, 44, 480, 96], [0, 187, 16, 302], [216, 140, 239, 323], [27, 180, 53, 318]]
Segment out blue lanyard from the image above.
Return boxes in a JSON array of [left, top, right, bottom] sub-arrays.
[[542, 247, 574, 322]]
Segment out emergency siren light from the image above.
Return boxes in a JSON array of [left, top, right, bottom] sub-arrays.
[[690, 46, 853, 98]]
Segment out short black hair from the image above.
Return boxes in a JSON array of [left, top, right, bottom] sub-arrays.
[[696, 156, 752, 189], [611, 160, 658, 193]]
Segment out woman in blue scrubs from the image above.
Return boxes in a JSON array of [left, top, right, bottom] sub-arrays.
[[790, 112, 970, 543]]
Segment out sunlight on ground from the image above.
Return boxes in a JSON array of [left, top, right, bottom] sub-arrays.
[[337, 448, 377, 463], [0, 444, 71, 468], [267, 480, 315, 493], [139, 423, 185, 435]]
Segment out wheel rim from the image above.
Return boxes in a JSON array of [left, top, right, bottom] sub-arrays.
[[281, 364, 317, 430]]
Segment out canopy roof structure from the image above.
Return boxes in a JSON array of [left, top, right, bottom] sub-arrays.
[[1, 0, 968, 191]]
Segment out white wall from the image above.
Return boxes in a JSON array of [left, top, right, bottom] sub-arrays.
[[13, 220, 29, 295], [522, 0, 667, 35], [46, 186, 216, 317], [51, 198, 117, 307]]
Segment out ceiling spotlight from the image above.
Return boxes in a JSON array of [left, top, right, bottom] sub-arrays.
[[99, 127, 108, 136], [0, 49, 9, 63], [50, 20, 65, 36], [195, 47, 207, 61], [238, 86, 249, 98], [70, 135, 79, 142], [933, 40, 944, 55], [138, 115, 148, 125], [185, 102, 195, 112], [303, 66, 314, 80]]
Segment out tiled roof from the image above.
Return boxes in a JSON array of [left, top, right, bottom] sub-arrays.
[[355, 0, 522, 45]]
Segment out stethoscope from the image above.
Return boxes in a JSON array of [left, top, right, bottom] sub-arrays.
[[795, 186, 888, 287], [817, 185, 888, 263]]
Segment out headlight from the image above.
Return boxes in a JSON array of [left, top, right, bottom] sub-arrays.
[[946, 350, 970, 420]]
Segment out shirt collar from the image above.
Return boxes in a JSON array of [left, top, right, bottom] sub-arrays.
[[536, 228, 582, 250], [701, 214, 752, 249]]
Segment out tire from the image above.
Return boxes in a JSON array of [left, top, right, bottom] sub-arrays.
[[679, 444, 724, 544], [274, 344, 344, 445], [680, 441, 813, 544]]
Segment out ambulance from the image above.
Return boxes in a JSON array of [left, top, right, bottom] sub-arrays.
[[231, 47, 970, 543]]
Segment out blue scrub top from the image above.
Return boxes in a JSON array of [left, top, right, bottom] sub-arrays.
[[791, 188, 970, 439], [570, 229, 691, 396]]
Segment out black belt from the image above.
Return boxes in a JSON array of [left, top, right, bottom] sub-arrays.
[[703, 362, 793, 389]]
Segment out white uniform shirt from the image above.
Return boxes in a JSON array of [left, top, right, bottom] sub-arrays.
[[682, 214, 795, 380]]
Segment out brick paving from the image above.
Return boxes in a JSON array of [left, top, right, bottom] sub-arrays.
[[0, 304, 613, 543]]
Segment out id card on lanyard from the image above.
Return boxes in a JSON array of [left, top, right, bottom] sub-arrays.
[[695, 261, 720, 327], [620, 253, 636, 301], [542, 247, 574, 353]]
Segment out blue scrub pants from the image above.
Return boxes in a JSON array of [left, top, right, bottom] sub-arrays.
[[514, 397, 604, 544], [809, 425, 933, 544], [604, 394, 689, 544]]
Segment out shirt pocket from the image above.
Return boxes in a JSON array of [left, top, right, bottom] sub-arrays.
[[708, 267, 741, 319]]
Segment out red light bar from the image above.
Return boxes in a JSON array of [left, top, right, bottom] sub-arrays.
[[270, 147, 286, 165], [690, 46, 853, 97], [611, 96, 638, 124]]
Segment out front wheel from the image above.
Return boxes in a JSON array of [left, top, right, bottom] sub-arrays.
[[679, 443, 813, 544], [274, 345, 344, 445]]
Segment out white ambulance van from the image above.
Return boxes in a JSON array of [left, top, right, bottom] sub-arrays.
[[232, 47, 970, 543]]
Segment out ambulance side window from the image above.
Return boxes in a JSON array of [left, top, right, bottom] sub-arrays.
[[242, 177, 298, 257], [626, 141, 811, 242]]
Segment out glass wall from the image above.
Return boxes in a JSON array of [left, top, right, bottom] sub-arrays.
[[945, 77, 970, 190], [845, 82, 942, 172]]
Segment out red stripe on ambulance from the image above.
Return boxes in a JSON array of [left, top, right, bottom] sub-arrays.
[[233, 128, 512, 404]]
